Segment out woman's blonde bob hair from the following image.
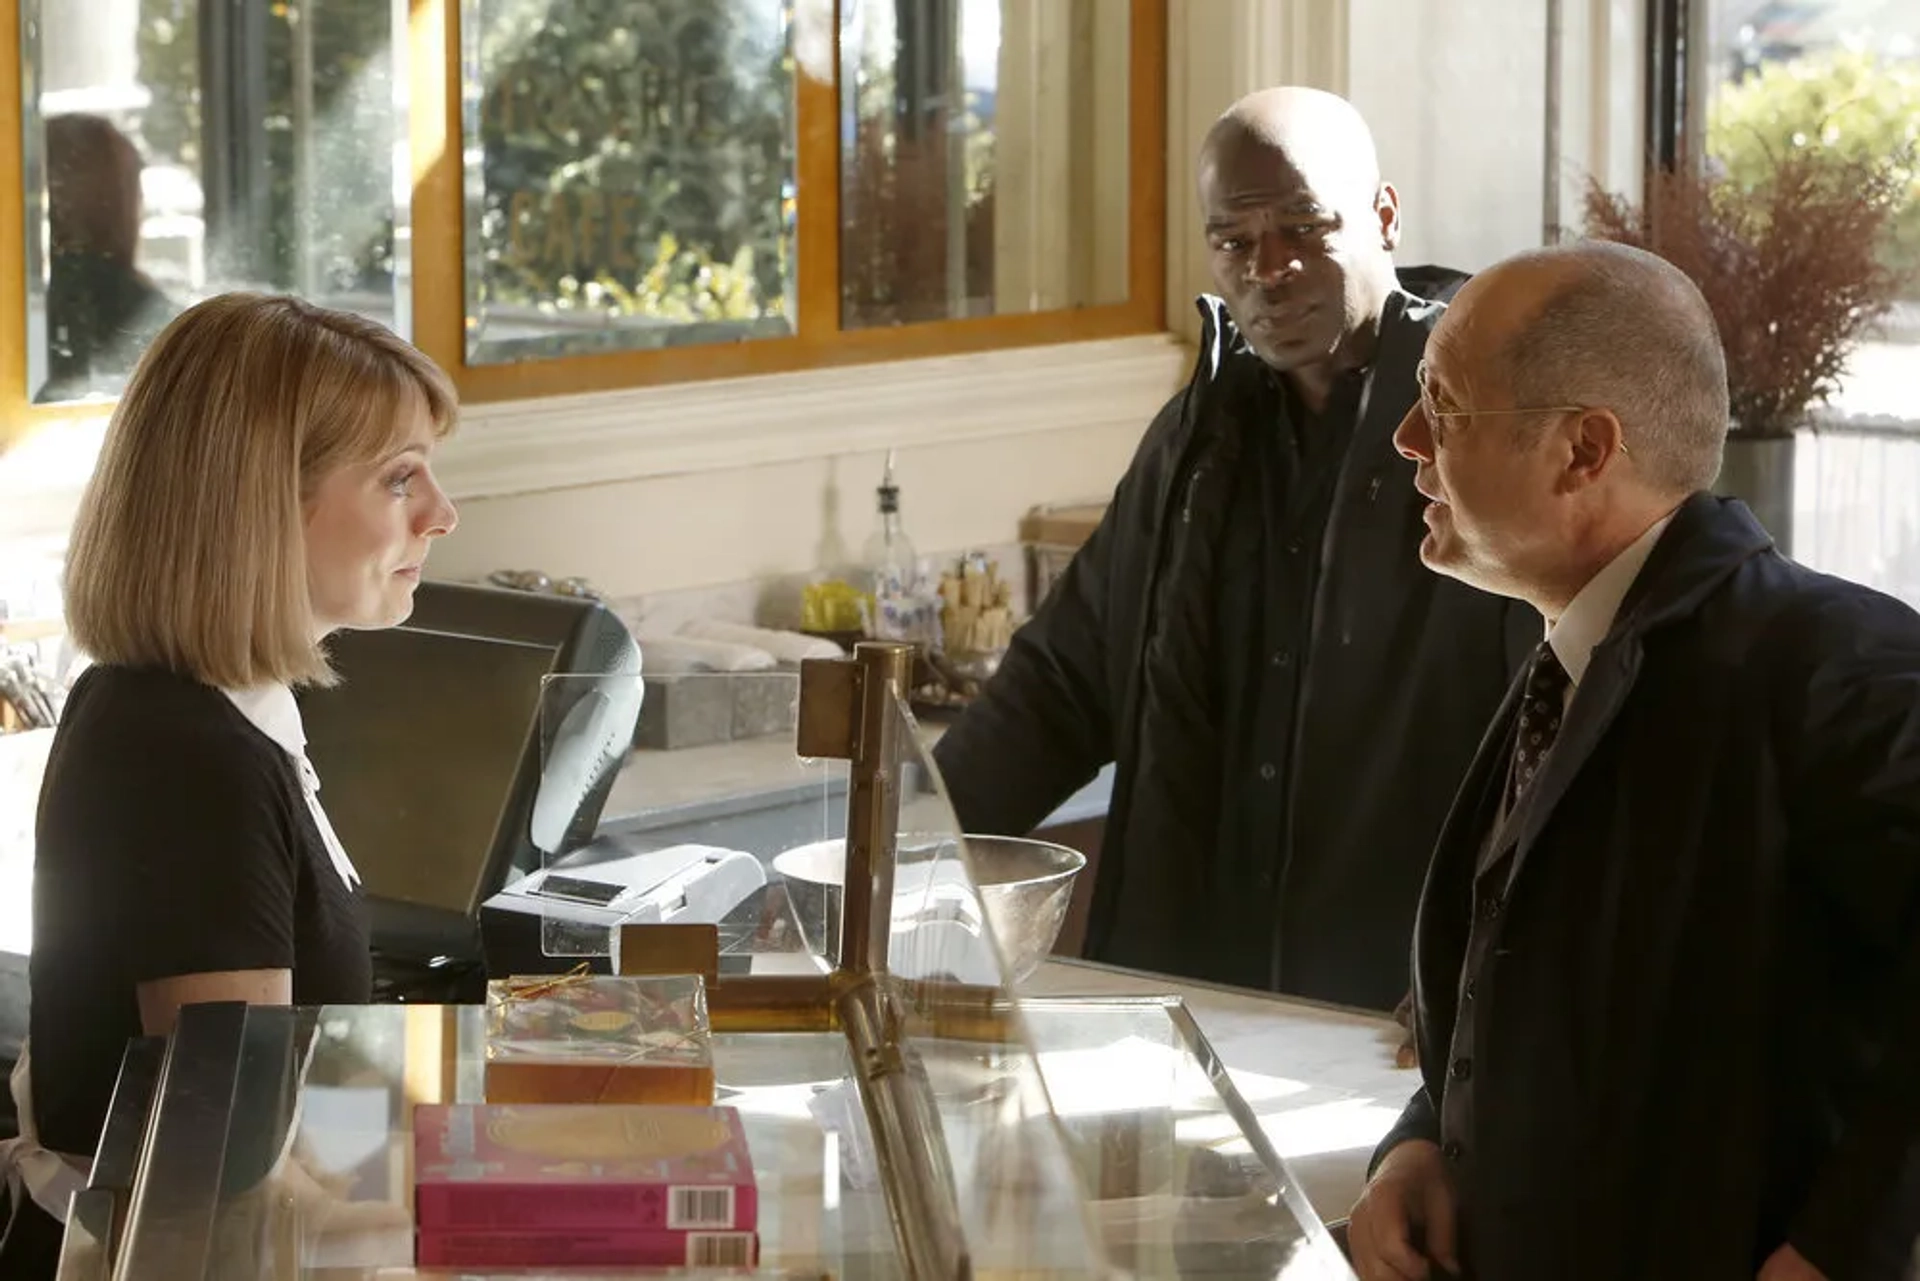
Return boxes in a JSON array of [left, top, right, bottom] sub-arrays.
[[63, 292, 458, 690]]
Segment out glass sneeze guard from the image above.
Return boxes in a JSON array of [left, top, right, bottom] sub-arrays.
[[64, 644, 1356, 1279], [530, 668, 834, 976]]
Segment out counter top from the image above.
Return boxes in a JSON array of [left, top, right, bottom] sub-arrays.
[[0, 947, 1400, 1232], [100, 970, 1382, 1277], [1024, 957, 1408, 1224], [601, 718, 1115, 833]]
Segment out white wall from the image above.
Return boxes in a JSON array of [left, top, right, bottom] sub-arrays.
[[425, 421, 1152, 600], [1164, 0, 1350, 341], [0, 337, 1191, 612], [1570, 0, 1650, 221], [414, 332, 1191, 605], [1348, 0, 1548, 271], [1347, 0, 1644, 272]]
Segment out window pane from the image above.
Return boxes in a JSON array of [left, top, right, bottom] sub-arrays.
[[838, 0, 1129, 329], [460, 0, 796, 365], [23, 0, 410, 405], [1702, 0, 1920, 421]]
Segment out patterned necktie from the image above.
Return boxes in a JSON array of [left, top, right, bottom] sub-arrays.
[[1510, 642, 1572, 806]]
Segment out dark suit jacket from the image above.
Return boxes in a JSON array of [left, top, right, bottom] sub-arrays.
[[1377, 493, 1920, 1280]]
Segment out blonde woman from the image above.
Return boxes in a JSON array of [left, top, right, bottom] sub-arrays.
[[0, 294, 458, 1275]]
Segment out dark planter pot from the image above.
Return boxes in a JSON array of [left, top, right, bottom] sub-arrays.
[[1715, 433, 1796, 557]]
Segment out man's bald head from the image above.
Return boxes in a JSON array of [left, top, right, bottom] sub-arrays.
[[1480, 241, 1729, 495], [1200, 87, 1384, 212], [1196, 87, 1400, 378]]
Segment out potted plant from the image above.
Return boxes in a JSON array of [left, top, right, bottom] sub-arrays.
[[1583, 143, 1911, 555]]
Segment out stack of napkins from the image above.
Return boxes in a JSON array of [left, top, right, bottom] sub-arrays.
[[677, 618, 845, 663], [631, 633, 777, 673], [629, 618, 845, 673]]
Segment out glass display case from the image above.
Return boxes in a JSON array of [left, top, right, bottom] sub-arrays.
[[57, 644, 1355, 1279]]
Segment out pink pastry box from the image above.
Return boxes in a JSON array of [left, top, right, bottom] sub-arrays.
[[413, 1103, 759, 1265], [416, 1226, 758, 1269]]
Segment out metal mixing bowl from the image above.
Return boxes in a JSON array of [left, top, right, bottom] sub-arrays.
[[769, 834, 1086, 982]]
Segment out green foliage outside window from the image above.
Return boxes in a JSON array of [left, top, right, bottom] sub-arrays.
[[1709, 49, 1920, 294], [132, 0, 792, 326]]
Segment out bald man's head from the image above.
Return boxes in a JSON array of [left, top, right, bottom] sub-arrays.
[[1393, 241, 1728, 609], [1200, 88, 1384, 210], [1480, 241, 1728, 495], [1197, 88, 1401, 377]]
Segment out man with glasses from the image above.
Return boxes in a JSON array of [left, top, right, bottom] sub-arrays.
[[933, 86, 1533, 1012], [1348, 239, 1920, 1280]]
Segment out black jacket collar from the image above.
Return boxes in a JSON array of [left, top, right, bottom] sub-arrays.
[[1614, 492, 1776, 640], [1191, 288, 1435, 390]]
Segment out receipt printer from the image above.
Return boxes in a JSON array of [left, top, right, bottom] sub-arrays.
[[479, 837, 767, 977]]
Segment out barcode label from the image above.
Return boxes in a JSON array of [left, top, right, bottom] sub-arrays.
[[686, 1232, 754, 1266], [668, 1185, 736, 1230]]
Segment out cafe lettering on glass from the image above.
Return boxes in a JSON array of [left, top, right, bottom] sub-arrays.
[[462, 0, 797, 365], [499, 189, 646, 279]]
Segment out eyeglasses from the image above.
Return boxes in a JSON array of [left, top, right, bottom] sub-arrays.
[[1414, 360, 1629, 456]]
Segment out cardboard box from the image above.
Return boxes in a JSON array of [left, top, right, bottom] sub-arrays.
[[415, 1227, 759, 1268], [413, 1103, 757, 1234]]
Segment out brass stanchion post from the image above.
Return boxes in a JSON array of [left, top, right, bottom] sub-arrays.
[[797, 641, 971, 1279]]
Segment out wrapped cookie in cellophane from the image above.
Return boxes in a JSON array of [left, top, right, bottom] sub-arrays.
[[483, 971, 716, 1106]]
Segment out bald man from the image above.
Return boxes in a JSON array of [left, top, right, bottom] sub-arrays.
[[934, 88, 1532, 1010], [1349, 240, 1920, 1280]]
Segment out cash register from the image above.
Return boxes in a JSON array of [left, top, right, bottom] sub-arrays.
[[299, 581, 766, 1002], [479, 838, 766, 973]]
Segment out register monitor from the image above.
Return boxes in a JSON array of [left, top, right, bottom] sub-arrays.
[[297, 580, 642, 965]]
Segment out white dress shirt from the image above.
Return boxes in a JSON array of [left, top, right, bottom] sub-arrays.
[[1486, 510, 1679, 831], [1545, 511, 1678, 709], [221, 683, 361, 892]]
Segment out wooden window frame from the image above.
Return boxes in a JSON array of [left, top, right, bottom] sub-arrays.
[[0, 0, 1167, 443], [0, 0, 29, 447]]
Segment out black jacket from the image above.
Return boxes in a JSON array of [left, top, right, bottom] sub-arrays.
[[934, 290, 1533, 1009], [1379, 494, 1920, 1280]]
